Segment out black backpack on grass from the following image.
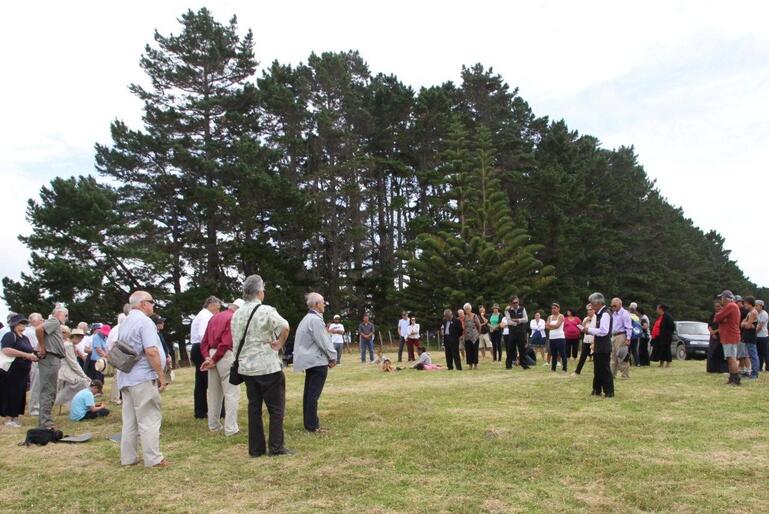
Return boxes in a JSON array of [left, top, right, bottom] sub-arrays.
[[20, 428, 64, 446]]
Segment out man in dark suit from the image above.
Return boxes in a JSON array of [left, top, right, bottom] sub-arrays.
[[441, 309, 463, 371], [584, 292, 614, 397]]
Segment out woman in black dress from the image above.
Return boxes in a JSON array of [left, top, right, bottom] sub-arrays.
[[650, 304, 675, 367], [1, 314, 39, 428]]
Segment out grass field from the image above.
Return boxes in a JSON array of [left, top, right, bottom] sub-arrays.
[[1, 353, 768, 513]]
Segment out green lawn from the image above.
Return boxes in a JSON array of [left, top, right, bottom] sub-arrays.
[[1, 354, 768, 513]]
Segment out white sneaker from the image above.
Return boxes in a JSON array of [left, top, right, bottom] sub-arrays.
[[5, 419, 22, 428]]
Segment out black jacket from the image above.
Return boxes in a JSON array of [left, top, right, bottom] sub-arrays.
[[442, 318, 463, 345]]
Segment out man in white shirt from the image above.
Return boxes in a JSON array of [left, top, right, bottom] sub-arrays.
[[328, 315, 345, 365], [397, 311, 409, 363], [189, 296, 222, 419], [23, 313, 44, 416], [756, 300, 768, 373]]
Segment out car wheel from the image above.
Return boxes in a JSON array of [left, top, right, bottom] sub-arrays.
[[676, 344, 687, 361]]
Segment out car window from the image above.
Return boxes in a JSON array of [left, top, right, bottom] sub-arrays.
[[676, 322, 709, 336]]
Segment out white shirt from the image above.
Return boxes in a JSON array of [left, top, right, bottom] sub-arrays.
[[407, 323, 420, 339], [398, 318, 410, 339], [329, 323, 345, 344], [757, 310, 769, 338], [82, 334, 93, 352], [583, 315, 597, 344], [547, 315, 565, 339], [107, 323, 120, 351], [23, 325, 39, 350], [529, 319, 546, 338], [501, 318, 509, 335], [190, 308, 214, 345]]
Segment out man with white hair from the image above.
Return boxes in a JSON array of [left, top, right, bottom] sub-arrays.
[[23, 313, 44, 416], [610, 297, 633, 379], [200, 299, 245, 436], [230, 275, 291, 457], [35, 304, 69, 428], [294, 292, 337, 433], [119, 290, 168, 467], [189, 296, 222, 419], [584, 293, 614, 397]]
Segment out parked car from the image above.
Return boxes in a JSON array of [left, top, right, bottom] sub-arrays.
[[673, 321, 710, 360]]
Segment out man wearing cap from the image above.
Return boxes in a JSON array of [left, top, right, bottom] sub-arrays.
[[189, 296, 222, 419], [35, 304, 69, 428], [88, 325, 111, 381], [328, 315, 345, 365], [713, 290, 742, 385], [610, 298, 633, 379], [755, 300, 768, 372], [200, 299, 244, 436]]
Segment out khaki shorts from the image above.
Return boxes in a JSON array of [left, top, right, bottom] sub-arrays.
[[722, 343, 738, 359], [478, 334, 492, 348]]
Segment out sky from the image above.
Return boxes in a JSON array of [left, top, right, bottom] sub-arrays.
[[2, 0, 768, 322]]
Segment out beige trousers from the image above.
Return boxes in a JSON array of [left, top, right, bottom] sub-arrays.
[[110, 370, 121, 403], [120, 380, 163, 467], [611, 334, 630, 378], [207, 349, 241, 436]]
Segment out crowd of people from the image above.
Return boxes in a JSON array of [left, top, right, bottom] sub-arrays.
[[1, 279, 765, 467]]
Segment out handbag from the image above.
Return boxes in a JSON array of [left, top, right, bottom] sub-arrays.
[[229, 304, 261, 386], [107, 325, 141, 373], [0, 352, 15, 372]]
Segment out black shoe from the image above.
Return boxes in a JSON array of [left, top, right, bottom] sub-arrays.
[[604, 393, 614, 398], [268, 448, 295, 457], [590, 390, 600, 396], [249, 452, 266, 458]]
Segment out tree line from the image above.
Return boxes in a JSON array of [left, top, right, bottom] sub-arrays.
[[3, 8, 765, 348]]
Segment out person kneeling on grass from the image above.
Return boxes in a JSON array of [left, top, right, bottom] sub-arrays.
[[413, 347, 441, 370], [70, 380, 110, 421]]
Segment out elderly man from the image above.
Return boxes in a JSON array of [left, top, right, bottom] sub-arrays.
[[714, 290, 742, 385], [231, 275, 290, 457], [441, 309, 463, 371], [119, 290, 168, 467], [610, 298, 633, 379], [294, 292, 337, 433], [23, 313, 43, 417], [190, 296, 222, 419], [585, 293, 614, 397], [200, 299, 244, 436], [35, 305, 69, 428], [504, 296, 529, 370]]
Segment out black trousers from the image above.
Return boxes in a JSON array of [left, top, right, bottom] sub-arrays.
[[757, 337, 769, 371], [82, 408, 110, 419], [303, 366, 328, 432], [244, 371, 286, 456], [190, 343, 208, 418], [490, 331, 503, 361], [505, 332, 528, 369], [465, 339, 479, 365], [444, 339, 462, 370], [566, 338, 580, 359], [638, 337, 651, 366], [398, 337, 406, 362], [629, 338, 640, 365], [550, 338, 567, 372], [592, 353, 614, 396], [575, 342, 592, 375]]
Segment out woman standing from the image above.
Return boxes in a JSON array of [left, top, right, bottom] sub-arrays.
[[478, 306, 491, 360], [406, 315, 420, 362], [574, 304, 595, 375], [707, 299, 728, 373], [563, 309, 582, 361], [547, 303, 567, 373], [463, 303, 481, 369], [1, 314, 38, 427], [650, 304, 675, 367], [529, 312, 547, 363], [489, 304, 503, 362]]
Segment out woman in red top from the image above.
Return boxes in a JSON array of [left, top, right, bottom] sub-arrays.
[[563, 309, 583, 360]]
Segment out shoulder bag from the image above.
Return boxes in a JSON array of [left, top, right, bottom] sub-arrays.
[[229, 304, 261, 386], [107, 325, 141, 373]]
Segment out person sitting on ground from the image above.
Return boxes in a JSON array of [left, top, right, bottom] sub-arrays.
[[69, 380, 110, 421], [380, 357, 400, 372], [413, 346, 441, 370]]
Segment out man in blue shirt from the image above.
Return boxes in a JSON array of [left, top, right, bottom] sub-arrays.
[[70, 380, 110, 421], [88, 325, 110, 381]]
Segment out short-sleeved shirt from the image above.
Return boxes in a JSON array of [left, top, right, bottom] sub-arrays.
[[1, 332, 33, 372], [329, 323, 345, 344], [231, 300, 289, 377], [22, 326, 39, 350], [90, 333, 107, 360], [42, 318, 66, 356], [117, 309, 165, 389], [358, 323, 375, 343], [70, 388, 95, 421], [757, 310, 769, 338]]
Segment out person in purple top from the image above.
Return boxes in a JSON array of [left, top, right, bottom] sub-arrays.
[[610, 297, 633, 379]]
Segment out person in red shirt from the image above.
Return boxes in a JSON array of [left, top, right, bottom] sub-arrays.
[[713, 290, 742, 385], [200, 299, 244, 435]]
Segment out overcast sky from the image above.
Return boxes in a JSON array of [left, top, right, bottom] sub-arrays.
[[2, 0, 768, 322]]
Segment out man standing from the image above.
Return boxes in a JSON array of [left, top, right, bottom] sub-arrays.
[[152, 315, 173, 372], [610, 298, 633, 379], [714, 290, 742, 385], [441, 309, 463, 371], [504, 297, 529, 370], [294, 292, 337, 433], [23, 312, 43, 417], [397, 311, 409, 363], [740, 296, 759, 379], [35, 305, 68, 428], [585, 293, 614, 397], [200, 299, 244, 436], [358, 314, 375, 364], [328, 315, 345, 365], [119, 290, 168, 467], [755, 300, 768, 372], [189, 296, 222, 419]]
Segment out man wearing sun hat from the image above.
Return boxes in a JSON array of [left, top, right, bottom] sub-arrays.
[[200, 299, 244, 436]]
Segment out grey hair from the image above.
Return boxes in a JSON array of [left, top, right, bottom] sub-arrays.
[[122, 303, 132, 315], [243, 275, 264, 301], [52, 303, 68, 315], [611, 297, 623, 306], [443, 309, 453, 317], [202, 295, 223, 310], [28, 313, 43, 323], [305, 292, 323, 309], [463, 302, 472, 310], [129, 291, 151, 307], [629, 302, 638, 311], [588, 292, 605, 304]]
